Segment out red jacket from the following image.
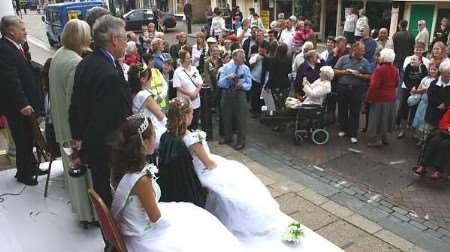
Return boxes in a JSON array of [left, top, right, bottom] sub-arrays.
[[125, 53, 141, 66], [439, 109, 450, 131], [366, 63, 399, 103]]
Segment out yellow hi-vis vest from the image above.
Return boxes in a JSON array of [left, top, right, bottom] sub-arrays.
[[145, 68, 167, 109]]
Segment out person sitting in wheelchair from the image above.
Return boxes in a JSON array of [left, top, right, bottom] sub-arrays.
[[301, 66, 333, 106], [414, 108, 450, 179]]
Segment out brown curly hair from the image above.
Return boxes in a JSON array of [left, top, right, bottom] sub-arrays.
[[166, 97, 192, 137], [110, 117, 154, 188]]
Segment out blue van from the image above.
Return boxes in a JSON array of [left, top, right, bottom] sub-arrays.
[[41, 1, 105, 47]]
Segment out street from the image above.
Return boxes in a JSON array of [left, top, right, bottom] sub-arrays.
[[1, 10, 450, 252]]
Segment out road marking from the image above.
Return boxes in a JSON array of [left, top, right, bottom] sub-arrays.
[[389, 160, 406, 165], [367, 194, 380, 203], [348, 148, 362, 153], [313, 165, 324, 171], [27, 35, 52, 52]]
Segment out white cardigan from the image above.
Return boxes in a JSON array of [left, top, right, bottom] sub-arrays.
[[302, 79, 331, 105]]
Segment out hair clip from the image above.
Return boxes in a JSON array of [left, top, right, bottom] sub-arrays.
[[127, 113, 149, 144]]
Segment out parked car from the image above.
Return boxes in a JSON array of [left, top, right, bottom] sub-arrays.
[[41, 1, 105, 47], [123, 9, 176, 32]]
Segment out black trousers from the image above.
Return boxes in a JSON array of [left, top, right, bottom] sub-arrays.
[[421, 131, 450, 172], [221, 90, 247, 144], [338, 85, 366, 137], [6, 114, 35, 179], [250, 80, 263, 114], [186, 16, 192, 34], [188, 107, 201, 131], [89, 158, 112, 208], [200, 88, 213, 139]]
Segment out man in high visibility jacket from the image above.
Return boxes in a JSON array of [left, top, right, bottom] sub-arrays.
[[146, 67, 169, 112]]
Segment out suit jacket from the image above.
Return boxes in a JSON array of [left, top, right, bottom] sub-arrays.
[[0, 37, 43, 116], [69, 49, 132, 164], [49, 47, 81, 144]]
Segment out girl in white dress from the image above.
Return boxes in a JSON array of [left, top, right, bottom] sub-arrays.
[[129, 64, 167, 148], [166, 97, 343, 252], [110, 115, 244, 252]]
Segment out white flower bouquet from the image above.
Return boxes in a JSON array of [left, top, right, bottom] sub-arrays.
[[282, 221, 304, 243]]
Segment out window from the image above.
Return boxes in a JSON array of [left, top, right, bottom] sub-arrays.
[[294, 0, 321, 31], [144, 9, 154, 19], [127, 10, 143, 21]]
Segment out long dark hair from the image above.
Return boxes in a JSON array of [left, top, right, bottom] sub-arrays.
[[110, 117, 154, 188], [275, 42, 288, 59], [128, 64, 151, 96]]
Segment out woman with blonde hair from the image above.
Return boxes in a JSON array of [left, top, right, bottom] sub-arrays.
[[48, 19, 95, 224]]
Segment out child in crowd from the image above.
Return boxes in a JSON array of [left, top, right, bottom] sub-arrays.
[[412, 61, 439, 145]]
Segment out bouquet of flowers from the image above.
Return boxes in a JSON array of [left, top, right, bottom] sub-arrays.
[[282, 221, 304, 243]]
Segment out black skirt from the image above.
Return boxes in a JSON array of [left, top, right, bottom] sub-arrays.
[[157, 132, 207, 208]]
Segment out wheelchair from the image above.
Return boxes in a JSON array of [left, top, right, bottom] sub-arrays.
[[292, 103, 329, 145]]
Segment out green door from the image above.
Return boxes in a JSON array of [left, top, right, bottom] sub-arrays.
[[409, 4, 434, 37]]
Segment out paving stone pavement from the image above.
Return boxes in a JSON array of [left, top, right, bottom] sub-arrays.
[[209, 142, 436, 252]]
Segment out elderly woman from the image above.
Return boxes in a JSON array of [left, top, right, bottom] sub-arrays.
[[152, 38, 171, 72], [425, 62, 450, 131], [48, 19, 95, 223], [124, 41, 141, 65], [302, 66, 333, 105], [365, 49, 399, 146]]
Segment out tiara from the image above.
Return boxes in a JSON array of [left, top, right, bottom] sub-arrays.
[[127, 113, 149, 143]]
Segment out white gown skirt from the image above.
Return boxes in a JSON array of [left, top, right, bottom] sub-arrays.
[[125, 202, 244, 252], [199, 155, 281, 237]]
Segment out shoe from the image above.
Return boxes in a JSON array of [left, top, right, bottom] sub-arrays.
[[234, 143, 245, 150], [272, 125, 280, 132], [431, 170, 443, 180], [414, 165, 426, 175], [367, 141, 382, 147], [17, 176, 38, 186], [350, 137, 358, 144], [338, 131, 347, 137], [397, 131, 405, 139], [36, 168, 49, 176], [219, 139, 232, 145]]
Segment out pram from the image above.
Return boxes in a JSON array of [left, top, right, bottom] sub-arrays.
[[260, 95, 331, 145]]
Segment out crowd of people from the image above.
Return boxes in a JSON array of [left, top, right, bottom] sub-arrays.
[[1, 4, 450, 252]]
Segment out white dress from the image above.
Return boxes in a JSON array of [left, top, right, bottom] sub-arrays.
[[133, 89, 167, 148], [111, 164, 245, 252], [182, 131, 343, 252]]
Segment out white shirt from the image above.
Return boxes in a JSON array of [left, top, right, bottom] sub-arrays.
[[354, 16, 368, 36], [280, 28, 295, 55], [192, 44, 208, 68], [173, 66, 203, 109], [303, 79, 331, 105], [5, 36, 22, 51], [237, 27, 251, 41], [344, 14, 358, 32], [249, 53, 263, 83], [133, 89, 167, 148], [320, 50, 331, 62]]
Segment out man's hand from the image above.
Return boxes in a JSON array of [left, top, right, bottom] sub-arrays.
[[437, 103, 446, 110], [20, 105, 33, 116], [227, 73, 237, 80]]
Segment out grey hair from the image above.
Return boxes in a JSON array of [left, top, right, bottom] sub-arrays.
[[232, 48, 245, 58], [0, 15, 23, 36], [86, 7, 110, 28], [302, 41, 314, 52], [418, 19, 426, 25], [379, 48, 395, 63], [304, 50, 317, 61], [439, 61, 450, 73], [92, 15, 125, 48], [320, 66, 334, 80]]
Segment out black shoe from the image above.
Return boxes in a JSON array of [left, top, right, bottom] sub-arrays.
[[36, 168, 49, 176], [18, 176, 38, 186], [219, 139, 232, 145], [234, 143, 245, 150]]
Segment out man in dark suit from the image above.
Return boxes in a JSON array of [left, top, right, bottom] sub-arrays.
[[183, 1, 192, 34], [0, 16, 43, 186], [393, 20, 415, 72], [69, 15, 131, 208]]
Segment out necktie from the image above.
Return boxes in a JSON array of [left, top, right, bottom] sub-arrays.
[[231, 65, 240, 89], [18, 47, 26, 59], [115, 60, 125, 81]]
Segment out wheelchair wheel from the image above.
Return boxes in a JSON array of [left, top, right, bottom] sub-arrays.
[[312, 129, 329, 145]]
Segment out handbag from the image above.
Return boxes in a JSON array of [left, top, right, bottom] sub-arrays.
[[407, 94, 421, 107]]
